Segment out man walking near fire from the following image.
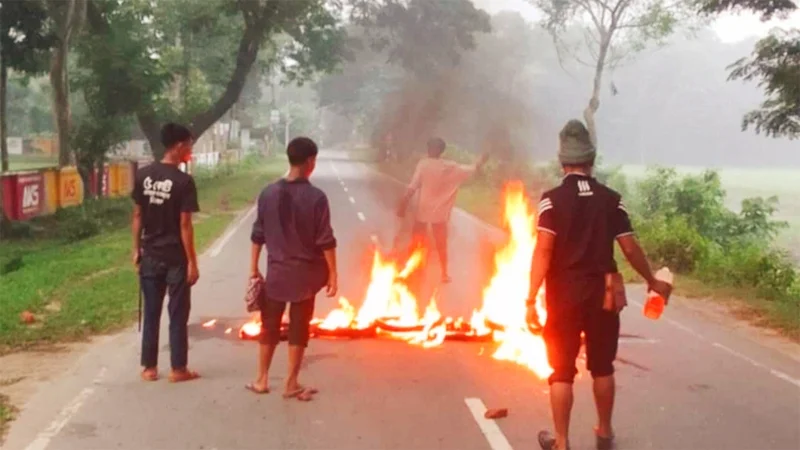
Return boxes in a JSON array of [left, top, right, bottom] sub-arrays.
[[397, 137, 488, 283], [527, 120, 671, 450], [132, 122, 200, 383], [247, 137, 337, 401]]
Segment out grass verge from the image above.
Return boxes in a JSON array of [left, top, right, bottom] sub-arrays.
[[0, 155, 285, 354], [0, 394, 15, 439], [374, 155, 800, 341]]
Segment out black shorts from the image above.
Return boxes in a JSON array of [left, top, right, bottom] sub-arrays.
[[544, 304, 620, 385], [259, 298, 315, 347]]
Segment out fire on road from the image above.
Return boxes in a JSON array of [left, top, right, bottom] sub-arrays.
[[232, 181, 554, 380]]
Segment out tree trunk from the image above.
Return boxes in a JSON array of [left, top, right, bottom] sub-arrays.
[[138, 113, 164, 159], [95, 160, 104, 199], [0, 56, 7, 234], [0, 57, 8, 173], [52, 42, 72, 167], [185, 25, 262, 139], [50, 0, 85, 168], [584, 32, 612, 148]]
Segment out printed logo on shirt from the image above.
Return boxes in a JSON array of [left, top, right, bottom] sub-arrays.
[[142, 176, 173, 205], [577, 180, 593, 197]]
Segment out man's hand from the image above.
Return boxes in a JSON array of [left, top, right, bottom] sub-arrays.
[[250, 267, 263, 280], [396, 196, 409, 218], [649, 279, 673, 305], [526, 301, 542, 332], [132, 251, 141, 272], [187, 262, 200, 286], [326, 272, 338, 298]]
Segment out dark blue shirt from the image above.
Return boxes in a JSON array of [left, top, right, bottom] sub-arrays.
[[251, 178, 337, 303]]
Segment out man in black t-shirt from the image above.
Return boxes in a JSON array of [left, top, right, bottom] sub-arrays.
[[528, 120, 672, 450], [132, 123, 200, 383]]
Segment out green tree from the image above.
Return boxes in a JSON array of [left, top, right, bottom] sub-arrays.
[[82, 0, 345, 157], [350, 0, 491, 79], [698, 0, 799, 139], [531, 0, 697, 146], [0, 0, 56, 171], [47, 0, 88, 167], [0, 0, 57, 234]]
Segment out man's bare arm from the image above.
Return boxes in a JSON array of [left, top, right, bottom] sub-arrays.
[[250, 242, 262, 277], [131, 205, 143, 265], [527, 231, 556, 304], [617, 234, 656, 286], [323, 248, 338, 297], [180, 212, 199, 284]]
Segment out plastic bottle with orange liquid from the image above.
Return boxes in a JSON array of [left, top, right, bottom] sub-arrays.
[[643, 268, 673, 320]]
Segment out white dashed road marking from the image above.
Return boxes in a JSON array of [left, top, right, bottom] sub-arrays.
[[712, 342, 800, 389], [348, 196, 355, 204], [357, 212, 366, 222]]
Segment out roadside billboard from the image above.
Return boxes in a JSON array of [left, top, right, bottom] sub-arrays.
[[58, 166, 84, 207], [16, 172, 44, 220]]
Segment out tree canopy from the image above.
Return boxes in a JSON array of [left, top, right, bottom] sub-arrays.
[[699, 0, 799, 139]]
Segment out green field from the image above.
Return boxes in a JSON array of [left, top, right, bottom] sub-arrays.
[[6, 154, 58, 172], [619, 165, 800, 261], [0, 156, 285, 354]]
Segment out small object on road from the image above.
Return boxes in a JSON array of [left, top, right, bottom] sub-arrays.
[[20, 310, 35, 324], [202, 319, 217, 328], [484, 408, 508, 419]]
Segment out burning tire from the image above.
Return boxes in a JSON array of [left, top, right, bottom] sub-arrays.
[[313, 324, 378, 339], [375, 316, 445, 333], [444, 332, 494, 342]]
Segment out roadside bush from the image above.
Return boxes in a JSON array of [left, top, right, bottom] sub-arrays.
[[632, 168, 796, 301], [635, 215, 708, 273]]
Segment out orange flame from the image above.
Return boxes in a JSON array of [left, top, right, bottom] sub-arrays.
[[477, 181, 552, 378], [236, 181, 552, 378]]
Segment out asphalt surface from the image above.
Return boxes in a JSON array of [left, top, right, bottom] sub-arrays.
[[4, 151, 800, 450]]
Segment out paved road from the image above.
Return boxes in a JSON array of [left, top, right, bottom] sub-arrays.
[[4, 151, 800, 450]]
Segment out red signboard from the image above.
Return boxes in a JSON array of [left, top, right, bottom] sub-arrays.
[[15, 173, 44, 220], [90, 166, 111, 197]]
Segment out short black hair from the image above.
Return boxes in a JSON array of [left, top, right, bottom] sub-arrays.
[[427, 137, 446, 156], [161, 123, 193, 150], [287, 137, 318, 166]]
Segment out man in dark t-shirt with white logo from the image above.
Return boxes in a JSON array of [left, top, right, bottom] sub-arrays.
[[132, 123, 200, 383], [528, 120, 671, 450]]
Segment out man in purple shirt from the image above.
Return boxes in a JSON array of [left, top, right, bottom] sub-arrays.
[[247, 137, 338, 401]]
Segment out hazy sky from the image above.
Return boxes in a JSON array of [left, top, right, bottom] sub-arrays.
[[473, 0, 800, 43]]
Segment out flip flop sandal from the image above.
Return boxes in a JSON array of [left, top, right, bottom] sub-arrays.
[[296, 389, 314, 402], [168, 370, 201, 383], [538, 430, 569, 450], [244, 383, 270, 394], [283, 386, 318, 400], [596, 433, 615, 450], [141, 369, 159, 382]]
